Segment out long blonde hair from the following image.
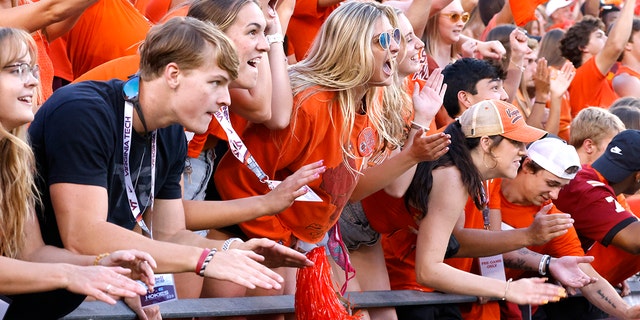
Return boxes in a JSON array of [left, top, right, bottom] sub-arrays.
[[289, 1, 406, 171], [0, 27, 39, 258]]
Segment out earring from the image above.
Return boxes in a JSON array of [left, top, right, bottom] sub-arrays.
[[483, 153, 498, 169]]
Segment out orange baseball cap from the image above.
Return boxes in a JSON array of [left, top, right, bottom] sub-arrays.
[[459, 99, 547, 143]]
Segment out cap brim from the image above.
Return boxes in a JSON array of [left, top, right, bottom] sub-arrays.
[[592, 156, 634, 184], [502, 125, 547, 143]]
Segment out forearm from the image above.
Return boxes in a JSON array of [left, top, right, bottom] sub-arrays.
[[543, 94, 561, 135], [262, 41, 293, 129], [404, 0, 432, 39], [23, 245, 94, 266], [417, 259, 508, 298], [382, 127, 424, 198], [0, 0, 97, 34], [63, 221, 201, 274], [580, 264, 631, 319], [0, 257, 76, 295], [183, 196, 274, 230], [502, 247, 543, 272], [453, 228, 531, 257], [351, 148, 419, 201], [504, 61, 524, 101]]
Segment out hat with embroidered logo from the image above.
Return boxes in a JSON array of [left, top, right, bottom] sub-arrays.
[[546, 0, 573, 16], [527, 137, 581, 180], [459, 99, 547, 143], [592, 130, 640, 183]]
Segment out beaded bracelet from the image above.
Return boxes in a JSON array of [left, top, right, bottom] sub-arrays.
[[534, 101, 547, 105], [94, 253, 110, 266], [198, 249, 217, 277], [222, 237, 243, 251]]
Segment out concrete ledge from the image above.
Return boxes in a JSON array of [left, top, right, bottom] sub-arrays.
[[62, 290, 478, 319]]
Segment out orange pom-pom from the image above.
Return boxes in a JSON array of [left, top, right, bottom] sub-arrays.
[[295, 247, 361, 320]]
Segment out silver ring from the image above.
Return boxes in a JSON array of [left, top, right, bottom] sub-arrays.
[[105, 284, 113, 294]]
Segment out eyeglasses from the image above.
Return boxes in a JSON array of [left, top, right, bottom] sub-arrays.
[[374, 28, 401, 50], [2, 63, 40, 83], [441, 12, 470, 24]]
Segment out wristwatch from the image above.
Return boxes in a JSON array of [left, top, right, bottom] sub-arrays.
[[266, 33, 284, 45]]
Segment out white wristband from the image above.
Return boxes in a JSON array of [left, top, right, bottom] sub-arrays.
[[538, 254, 550, 275], [222, 237, 243, 251], [266, 33, 284, 45]]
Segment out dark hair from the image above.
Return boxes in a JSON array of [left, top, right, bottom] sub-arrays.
[[404, 121, 488, 219], [560, 16, 605, 68], [478, 0, 505, 26], [442, 58, 505, 118]]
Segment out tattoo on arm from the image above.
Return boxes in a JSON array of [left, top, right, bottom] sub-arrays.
[[503, 248, 537, 271], [596, 289, 617, 311]]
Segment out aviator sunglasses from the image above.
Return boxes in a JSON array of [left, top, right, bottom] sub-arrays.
[[2, 63, 40, 83], [375, 28, 401, 50], [441, 11, 470, 24]]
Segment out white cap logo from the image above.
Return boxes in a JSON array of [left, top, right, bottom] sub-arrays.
[[610, 146, 623, 155]]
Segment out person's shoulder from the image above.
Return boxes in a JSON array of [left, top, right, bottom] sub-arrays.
[[42, 79, 124, 110]]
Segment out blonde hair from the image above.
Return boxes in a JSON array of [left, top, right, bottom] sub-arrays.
[[289, 1, 405, 171], [0, 27, 39, 258], [569, 107, 625, 148]]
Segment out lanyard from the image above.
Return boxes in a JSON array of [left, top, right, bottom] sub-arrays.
[[213, 105, 269, 183], [122, 78, 156, 236]]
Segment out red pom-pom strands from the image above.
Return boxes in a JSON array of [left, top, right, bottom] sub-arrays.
[[295, 247, 361, 320]]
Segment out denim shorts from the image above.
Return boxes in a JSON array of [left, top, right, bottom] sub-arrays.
[[183, 149, 216, 201], [338, 201, 380, 251], [183, 149, 216, 237]]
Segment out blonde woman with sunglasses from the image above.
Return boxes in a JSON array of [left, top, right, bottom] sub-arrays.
[[215, 1, 451, 319]]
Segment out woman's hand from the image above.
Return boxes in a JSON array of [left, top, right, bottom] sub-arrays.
[[98, 249, 157, 291]]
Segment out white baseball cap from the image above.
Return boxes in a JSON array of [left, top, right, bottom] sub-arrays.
[[545, 0, 573, 16], [527, 137, 581, 180]]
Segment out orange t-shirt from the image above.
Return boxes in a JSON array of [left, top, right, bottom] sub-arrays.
[[47, 37, 74, 82], [72, 54, 140, 83], [287, 0, 339, 61], [32, 31, 54, 101], [65, 0, 151, 78], [568, 57, 619, 118], [215, 89, 378, 246]]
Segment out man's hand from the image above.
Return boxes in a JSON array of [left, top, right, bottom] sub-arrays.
[[235, 238, 313, 268], [548, 256, 597, 295], [526, 204, 573, 246]]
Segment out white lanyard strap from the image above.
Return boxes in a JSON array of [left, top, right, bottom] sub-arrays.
[[123, 100, 156, 235], [213, 106, 269, 183]]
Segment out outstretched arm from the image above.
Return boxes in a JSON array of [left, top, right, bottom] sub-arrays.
[[415, 167, 566, 304], [0, 0, 98, 41], [184, 160, 325, 229], [595, 0, 636, 76]]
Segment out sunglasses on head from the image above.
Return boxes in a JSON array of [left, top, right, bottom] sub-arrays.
[[441, 12, 470, 24], [375, 28, 401, 50]]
